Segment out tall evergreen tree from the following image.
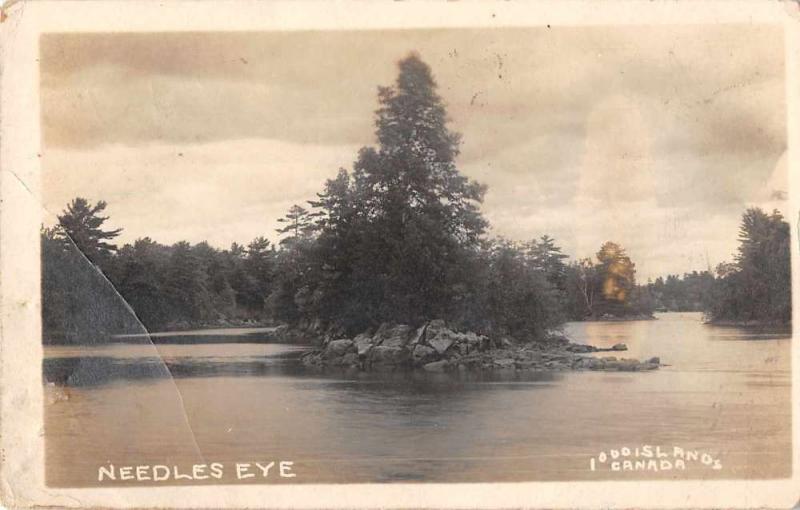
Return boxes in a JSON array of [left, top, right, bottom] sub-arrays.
[[56, 197, 122, 266], [527, 235, 568, 289], [707, 208, 791, 324], [337, 53, 488, 327], [276, 205, 319, 246]]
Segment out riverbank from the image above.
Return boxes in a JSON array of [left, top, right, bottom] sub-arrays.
[[301, 320, 661, 373], [703, 319, 792, 334], [161, 317, 275, 331], [576, 313, 656, 322]]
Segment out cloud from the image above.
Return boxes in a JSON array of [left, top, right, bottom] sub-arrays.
[[40, 26, 788, 280], [43, 139, 360, 247]]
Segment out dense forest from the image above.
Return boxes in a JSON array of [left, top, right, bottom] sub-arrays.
[[41, 55, 792, 345], [645, 271, 715, 313]]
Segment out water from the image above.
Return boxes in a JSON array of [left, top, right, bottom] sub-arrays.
[[43, 312, 791, 486]]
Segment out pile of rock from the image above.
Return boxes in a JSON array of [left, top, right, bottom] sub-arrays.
[[303, 320, 487, 370], [565, 342, 628, 353], [300, 320, 661, 373]]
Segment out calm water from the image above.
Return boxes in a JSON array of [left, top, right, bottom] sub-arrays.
[[43, 312, 792, 486]]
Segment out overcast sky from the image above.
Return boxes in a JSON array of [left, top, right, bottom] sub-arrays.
[[40, 26, 787, 281]]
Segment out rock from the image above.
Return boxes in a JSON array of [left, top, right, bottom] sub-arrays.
[[494, 358, 515, 369], [446, 350, 462, 361], [428, 329, 458, 355], [463, 331, 480, 346], [326, 323, 347, 340], [408, 324, 427, 347], [596, 358, 656, 372], [412, 344, 438, 366], [323, 339, 354, 358], [372, 322, 390, 338], [422, 360, 449, 372], [567, 343, 596, 353], [425, 319, 447, 338], [571, 357, 588, 369], [298, 320, 661, 375], [339, 352, 359, 367], [521, 351, 543, 364], [353, 333, 375, 356], [301, 351, 323, 366], [312, 318, 325, 332], [369, 345, 409, 366], [614, 359, 640, 371], [375, 324, 413, 348]]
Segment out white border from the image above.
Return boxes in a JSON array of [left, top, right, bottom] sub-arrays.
[[1, 1, 798, 508]]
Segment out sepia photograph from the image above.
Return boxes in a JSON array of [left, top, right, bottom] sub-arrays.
[[1, 1, 799, 508]]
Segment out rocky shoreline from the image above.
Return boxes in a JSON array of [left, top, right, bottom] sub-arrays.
[[301, 320, 661, 373]]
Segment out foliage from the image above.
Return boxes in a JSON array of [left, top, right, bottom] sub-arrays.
[[483, 239, 566, 339], [41, 57, 790, 346], [267, 54, 491, 333], [645, 271, 715, 312], [563, 242, 651, 319], [42, 204, 280, 340], [55, 197, 122, 267], [705, 208, 791, 324], [41, 226, 142, 344]]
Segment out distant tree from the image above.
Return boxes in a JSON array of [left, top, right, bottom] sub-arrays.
[[596, 241, 636, 304], [276, 205, 319, 247], [111, 237, 171, 329], [485, 240, 564, 339], [55, 197, 122, 267], [527, 235, 568, 290], [646, 270, 714, 312], [162, 241, 213, 322], [562, 242, 651, 320], [566, 258, 599, 318], [241, 237, 275, 311]]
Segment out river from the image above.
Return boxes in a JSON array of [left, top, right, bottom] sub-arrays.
[[42, 312, 791, 486]]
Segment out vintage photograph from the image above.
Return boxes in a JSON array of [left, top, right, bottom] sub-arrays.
[[34, 22, 793, 490]]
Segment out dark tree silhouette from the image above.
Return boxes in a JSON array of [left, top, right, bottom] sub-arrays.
[[706, 208, 791, 324], [56, 197, 122, 266]]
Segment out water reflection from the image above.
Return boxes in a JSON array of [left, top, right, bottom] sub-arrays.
[[43, 313, 791, 486], [43, 349, 563, 388]]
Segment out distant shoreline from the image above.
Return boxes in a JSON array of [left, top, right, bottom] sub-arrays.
[[574, 314, 656, 323], [703, 319, 792, 330], [158, 318, 275, 332]]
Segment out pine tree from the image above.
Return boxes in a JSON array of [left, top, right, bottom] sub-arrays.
[[56, 197, 122, 266], [341, 53, 488, 326], [276, 205, 319, 246]]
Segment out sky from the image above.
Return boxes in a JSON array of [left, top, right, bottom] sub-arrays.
[[40, 26, 788, 281]]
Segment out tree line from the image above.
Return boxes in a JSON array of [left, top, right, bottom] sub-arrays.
[[41, 55, 791, 344], [634, 208, 791, 325]]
